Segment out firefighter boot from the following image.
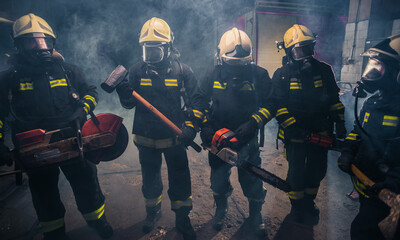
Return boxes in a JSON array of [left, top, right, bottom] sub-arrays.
[[212, 196, 228, 231], [244, 200, 266, 237], [87, 214, 114, 239], [43, 225, 70, 240], [303, 194, 319, 217], [142, 204, 162, 233], [175, 208, 196, 240], [289, 199, 304, 223]]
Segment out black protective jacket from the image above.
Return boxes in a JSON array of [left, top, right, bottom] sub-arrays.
[[272, 58, 344, 139], [0, 56, 98, 140], [117, 60, 203, 148], [343, 91, 400, 197], [200, 64, 274, 133]]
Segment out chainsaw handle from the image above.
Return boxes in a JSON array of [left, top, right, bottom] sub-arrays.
[[131, 91, 202, 152]]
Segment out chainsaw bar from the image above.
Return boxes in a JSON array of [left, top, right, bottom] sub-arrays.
[[209, 146, 291, 192]]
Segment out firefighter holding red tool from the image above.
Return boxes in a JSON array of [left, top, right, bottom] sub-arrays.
[[199, 27, 274, 237], [273, 24, 346, 223], [0, 14, 113, 239]]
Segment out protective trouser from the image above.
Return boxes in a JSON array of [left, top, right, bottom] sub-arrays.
[[351, 195, 400, 240], [284, 142, 328, 201], [137, 144, 192, 211], [28, 160, 105, 233], [208, 137, 266, 201]]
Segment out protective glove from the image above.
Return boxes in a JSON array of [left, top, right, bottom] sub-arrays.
[[234, 118, 258, 145], [0, 143, 12, 166], [178, 126, 196, 147], [284, 125, 307, 142], [366, 181, 387, 196], [200, 125, 214, 147], [116, 79, 136, 109], [335, 122, 347, 139], [337, 151, 354, 174]]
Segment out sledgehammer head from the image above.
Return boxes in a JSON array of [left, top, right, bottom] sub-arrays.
[[101, 65, 128, 93]]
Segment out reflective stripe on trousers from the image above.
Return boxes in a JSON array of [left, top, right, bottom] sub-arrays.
[[41, 218, 65, 233], [145, 194, 162, 207], [171, 196, 193, 210], [83, 203, 105, 221]]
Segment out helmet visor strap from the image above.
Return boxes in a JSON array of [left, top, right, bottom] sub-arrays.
[[291, 43, 314, 61], [362, 58, 386, 81], [142, 44, 165, 63]]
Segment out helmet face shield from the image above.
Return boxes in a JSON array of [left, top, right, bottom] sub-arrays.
[[290, 42, 315, 61], [362, 58, 386, 81], [222, 45, 252, 66], [142, 42, 168, 64], [16, 33, 54, 51]]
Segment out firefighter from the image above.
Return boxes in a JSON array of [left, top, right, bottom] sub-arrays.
[[338, 33, 400, 240], [272, 24, 346, 222], [199, 27, 273, 236], [0, 14, 112, 239], [115, 17, 201, 240]]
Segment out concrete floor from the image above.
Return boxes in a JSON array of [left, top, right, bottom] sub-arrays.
[[0, 125, 359, 240]]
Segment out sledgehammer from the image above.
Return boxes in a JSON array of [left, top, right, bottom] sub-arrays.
[[351, 164, 400, 239], [101, 65, 202, 152]]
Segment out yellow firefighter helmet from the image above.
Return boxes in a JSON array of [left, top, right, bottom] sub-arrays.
[[139, 17, 172, 43], [13, 13, 55, 39], [283, 24, 315, 49], [362, 33, 400, 62], [218, 27, 252, 65]]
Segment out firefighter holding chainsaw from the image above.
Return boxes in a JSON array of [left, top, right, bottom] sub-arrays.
[[0, 14, 112, 239], [338, 34, 400, 240], [272, 24, 346, 222], [199, 27, 273, 236], [115, 17, 201, 239]]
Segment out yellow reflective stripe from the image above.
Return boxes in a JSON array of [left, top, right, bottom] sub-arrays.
[[239, 83, 255, 91], [346, 132, 358, 141], [41, 218, 65, 233], [193, 109, 204, 119], [171, 196, 193, 210], [305, 187, 319, 195], [290, 82, 302, 89], [133, 134, 177, 149], [351, 176, 370, 198], [83, 204, 105, 221], [84, 95, 97, 106], [281, 117, 296, 128], [330, 102, 344, 111], [288, 191, 304, 200], [314, 80, 323, 88], [213, 81, 226, 90], [19, 82, 34, 90], [0, 120, 3, 128], [165, 79, 178, 87], [278, 128, 284, 140], [185, 121, 194, 128], [49, 79, 67, 88], [145, 194, 162, 207], [383, 115, 399, 127], [0, 133, 2, 139], [140, 78, 152, 86], [259, 108, 271, 120], [252, 114, 262, 125], [212, 189, 232, 197], [83, 102, 90, 114], [276, 108, 289, 117], [339, 113, 345, 121], [364, 112, 370, 123]]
